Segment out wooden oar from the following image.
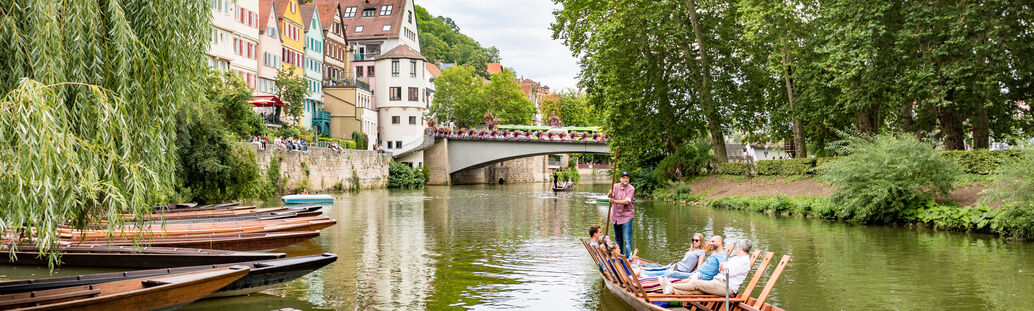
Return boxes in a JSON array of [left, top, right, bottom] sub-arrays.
[[603, 148, 618, 236]]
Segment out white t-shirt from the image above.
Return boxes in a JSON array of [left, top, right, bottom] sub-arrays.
[[714, 254, 750, 291]]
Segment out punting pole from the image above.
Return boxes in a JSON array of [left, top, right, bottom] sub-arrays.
[[603, 148, 618, 236]]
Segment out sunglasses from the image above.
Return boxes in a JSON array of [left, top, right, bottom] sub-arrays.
[[692, 239, 700, 242]]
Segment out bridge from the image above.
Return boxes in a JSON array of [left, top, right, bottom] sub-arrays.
[[397, 127, 611, 185]]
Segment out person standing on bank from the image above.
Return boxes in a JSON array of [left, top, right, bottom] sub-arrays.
[[608, 172, 636, 258]]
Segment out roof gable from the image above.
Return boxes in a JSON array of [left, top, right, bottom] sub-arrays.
[[314, 2, 340, 30], [379, 44, 425, 61], [318, 0, 407, 40]]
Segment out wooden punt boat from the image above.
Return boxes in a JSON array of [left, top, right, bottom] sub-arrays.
[[59, 216, 337, 239], [0, 254, 337, 298], [151, 203, 250, 214], [580, 239, 790, 311], [131, 206, 286, 219], [66, 231, 322, 251], [114, 210, 323, 226], [552, 184, 575, 192], [2, 245, 285, 269], [0, 266, 249, 311], [281, 194, 334, 204]]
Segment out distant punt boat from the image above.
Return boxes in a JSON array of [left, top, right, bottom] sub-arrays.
[[0, 254, 337, 299], [282, 194, 334, 204], [0, 266, 249, 311]]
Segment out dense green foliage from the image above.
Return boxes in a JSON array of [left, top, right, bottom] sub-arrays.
[[556, 168, 581, 184], [538, 90, 603, 127], [981, 150, 1034, 238], [818, 133, 962, 223], [387, 161, 425, 189], [941, 149, 1025, 175], [0, 0, 210, 262], [208, 71, 264, 137], [652, 181, 702, 203], [430, 66, 536, 127], [415, 5, 500, 76], [553, 0, 1034, 166], [755, 158, 816, 176], [274, 67, 309, 125], [175, 70, 268, 203], [628, 167, 659, 196], [654, 142, 714, 182], [351, 131, 369, 150]]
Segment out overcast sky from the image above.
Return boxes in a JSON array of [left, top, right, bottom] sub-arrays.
[[415, 0, 581, 91]]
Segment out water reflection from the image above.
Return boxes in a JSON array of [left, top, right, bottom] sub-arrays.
[[3, 183, 1032, 310]]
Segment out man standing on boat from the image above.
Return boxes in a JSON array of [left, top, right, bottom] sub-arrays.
[[608, 172, 635, 258]]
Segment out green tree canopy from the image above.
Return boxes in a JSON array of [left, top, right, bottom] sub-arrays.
[[274, 66, 309, 125], [431, 66, 535, 127], [0, 0, 210, 263], [484, 69, 536, 125]]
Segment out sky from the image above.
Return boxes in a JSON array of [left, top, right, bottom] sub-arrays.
[[415, 0, 581, 91]]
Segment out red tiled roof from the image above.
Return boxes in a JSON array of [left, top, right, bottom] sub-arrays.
[[300, 4, 318, 30], [487, 63, 503, 75], [425, 62, 441, 77], [316, 0, 407, 40], [259, 0, 275, 30], [314, 2, 340, 30], [378, 44, 425, 61]]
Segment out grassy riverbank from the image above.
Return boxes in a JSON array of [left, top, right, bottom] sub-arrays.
[[654, 175, 1032, 239]]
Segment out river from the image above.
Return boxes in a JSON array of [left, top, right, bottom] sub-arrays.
[[2, 183, 1032, 310]]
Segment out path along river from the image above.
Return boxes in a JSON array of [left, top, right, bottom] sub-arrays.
[[2, 183, 1032, 310]]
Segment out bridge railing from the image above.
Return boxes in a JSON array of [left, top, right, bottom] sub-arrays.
[[428, 127, 609, 143]]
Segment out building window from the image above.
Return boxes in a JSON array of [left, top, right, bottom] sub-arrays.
[[396, 141, 402, 148], [380, 5, 393, 16], [290, 1, 295, 13], [382, 24, 391, 32], [355, 25, 364, 33], [408, 87, 418, 101], [408, 116, 416, 125], [387, 141, 393, 148], [391, 60, 399, 77], [356, 66, 363, 77], [408, 11, 413, 24], [362, 7, 375, 17], [367, 65, 375, 77], [344, 6, 357, 18], [389, 87, 402, 101], [410, 60, 417, 77], [391, 116, 400, 124]]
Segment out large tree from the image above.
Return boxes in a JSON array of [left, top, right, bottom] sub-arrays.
[[430, 66, 535, 127], [0, 0, 210, 263], [484, 69, 536, 125]]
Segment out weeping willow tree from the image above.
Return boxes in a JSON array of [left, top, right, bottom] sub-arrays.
[[0, 0, 210, 265]]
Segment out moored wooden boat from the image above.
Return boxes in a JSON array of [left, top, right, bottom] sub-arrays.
[[0, 266, 249, 311], [59, 216, 337, 239], [66, 231, 322, 251], [117, 210, 323, 226], [281, 194, 334, 204], [0, 254, 337, 299], [2, 245, 284, 269], [150, 203, 250, 214], [552, 184, 575, 192], [581, 239, 790, 311]]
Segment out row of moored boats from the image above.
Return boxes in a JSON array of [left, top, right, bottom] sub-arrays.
[[0, 202, 338, 310]]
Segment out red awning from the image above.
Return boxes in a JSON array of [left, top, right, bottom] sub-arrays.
[[250, 96, 284, 107]]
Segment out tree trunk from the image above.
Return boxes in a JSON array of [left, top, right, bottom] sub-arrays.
[[971, 30, 990, 149], [781, 39, 806, 158], [686, 0, 727, 162], [898, 99, 915, 133], [855, 102, 880, 135], [938, 103, 966, 150]]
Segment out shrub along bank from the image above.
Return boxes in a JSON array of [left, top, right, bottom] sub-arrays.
[[651, 133, 1034, 239]]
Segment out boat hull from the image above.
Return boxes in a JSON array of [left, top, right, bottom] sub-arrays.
[[69, 231, 322, 251], [0, 254, 337, 298], [3, 246, 284, 269]]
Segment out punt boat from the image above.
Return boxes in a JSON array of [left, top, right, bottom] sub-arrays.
[[65, 231, 322, 251], [281, 194, 334, 204], [0, 254, 337, 298], [2, 245, 284, 269], [0, 266, 249, 311]]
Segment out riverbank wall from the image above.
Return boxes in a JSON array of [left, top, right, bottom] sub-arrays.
[[252, 146, 391, 191]]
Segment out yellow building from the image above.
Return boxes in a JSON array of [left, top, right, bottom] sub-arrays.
[[324, 83, 376, 149], [275, 0, 304, 76]]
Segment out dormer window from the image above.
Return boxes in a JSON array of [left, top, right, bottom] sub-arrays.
[[290, 1, 295, 13], [343, 6, 357, 18], [380, 5, 392, 16], [362, 7, 375, 17], [382, 24, 391, 32], [355, 26, 364, 33]]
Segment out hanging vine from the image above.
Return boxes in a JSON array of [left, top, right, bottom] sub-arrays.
[[0, 0, 210, 267]]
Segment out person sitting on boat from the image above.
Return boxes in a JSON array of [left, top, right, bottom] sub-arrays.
[[588, 225, 602, 248], [638, 233, 707, 279], [679, 235, 727, 281], [662, 239, 752, 296]]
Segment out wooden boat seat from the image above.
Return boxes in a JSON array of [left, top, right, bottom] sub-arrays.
[[646, 254, 791, 311]]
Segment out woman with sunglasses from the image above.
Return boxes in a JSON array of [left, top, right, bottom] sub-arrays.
[[638, 233, 707, 279]]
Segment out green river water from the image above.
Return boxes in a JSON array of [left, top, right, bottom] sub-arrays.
[[2, 183, 1032, 310]]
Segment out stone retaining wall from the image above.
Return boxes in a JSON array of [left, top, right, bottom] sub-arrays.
[[253, 146, 391, 191]]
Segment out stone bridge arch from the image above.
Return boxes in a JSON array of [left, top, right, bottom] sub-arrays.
[[423, 138, 610, 185]]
